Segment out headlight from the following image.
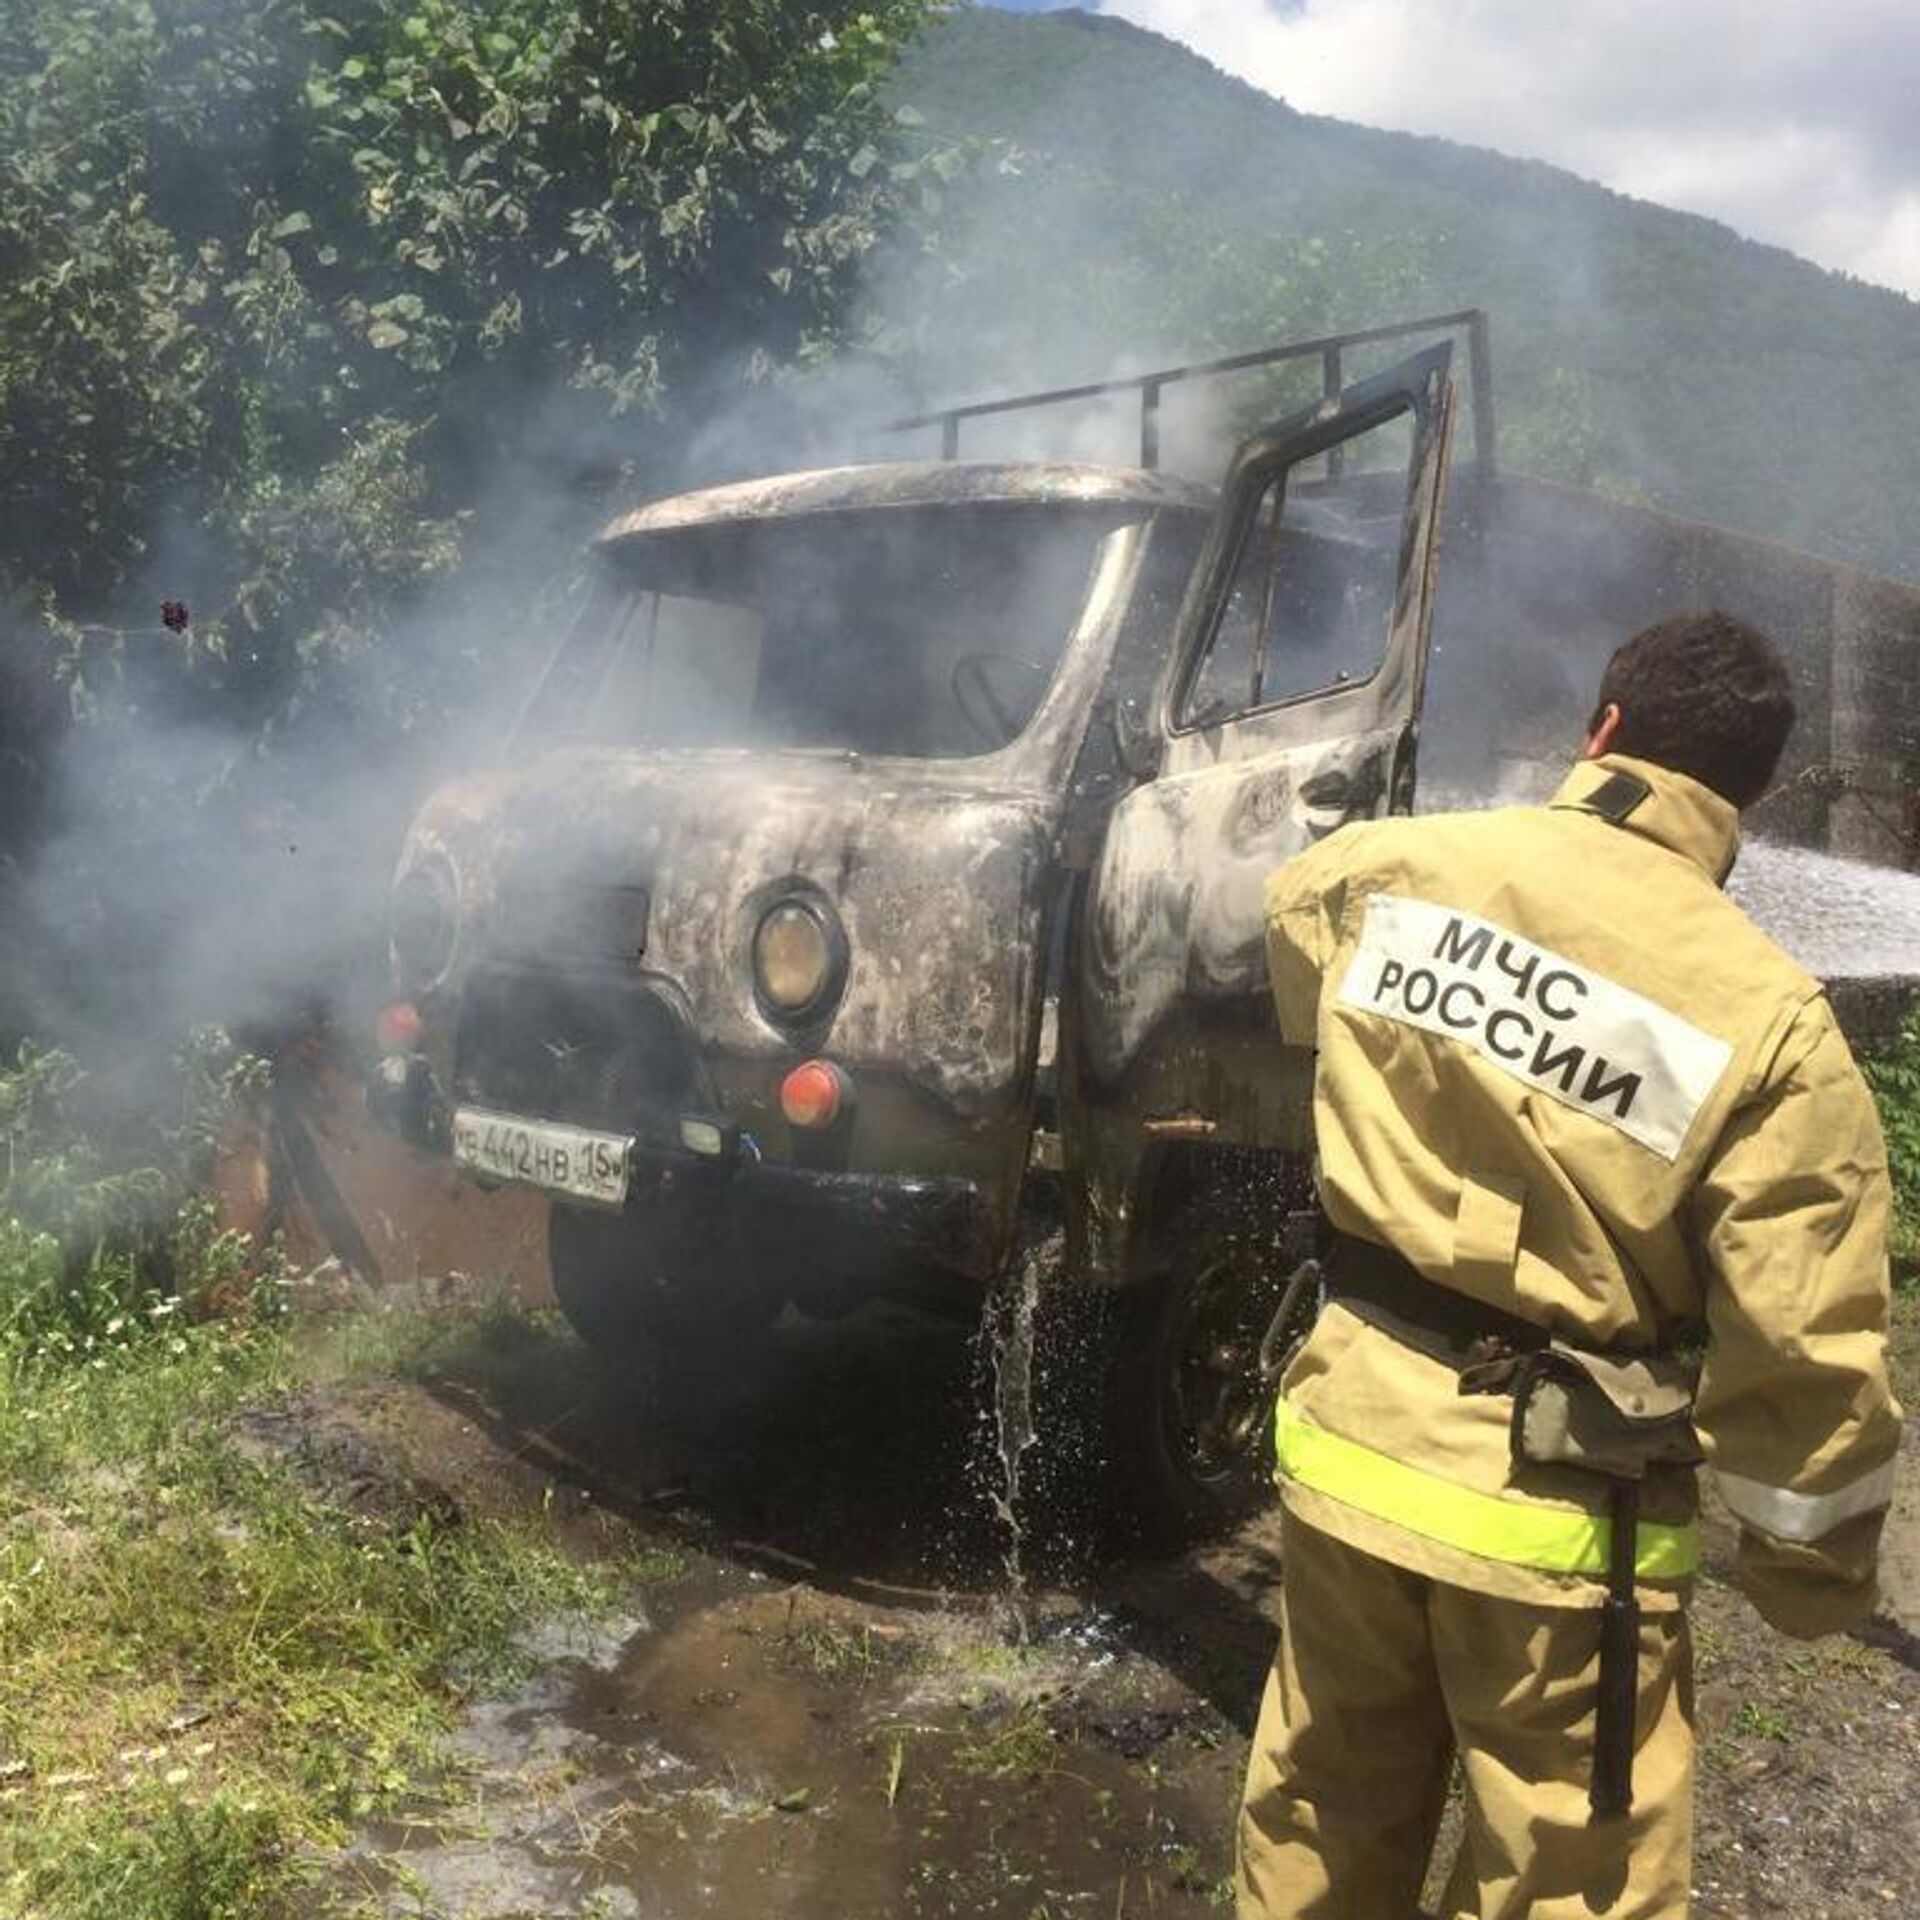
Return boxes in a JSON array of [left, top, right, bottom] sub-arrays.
[[391, 863, 458, 989], [753, 898, 845, 1023]]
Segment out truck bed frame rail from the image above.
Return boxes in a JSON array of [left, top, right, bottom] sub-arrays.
[[881, 308, 1496, 478]]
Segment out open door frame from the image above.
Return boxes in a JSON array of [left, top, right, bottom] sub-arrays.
[[1065, 341, 1457, 1288]]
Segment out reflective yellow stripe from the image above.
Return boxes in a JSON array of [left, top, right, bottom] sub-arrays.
[[1275, 1401, 1699, 1580]]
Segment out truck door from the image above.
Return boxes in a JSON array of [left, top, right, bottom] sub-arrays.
[[1075, 342, 1455, 1138]]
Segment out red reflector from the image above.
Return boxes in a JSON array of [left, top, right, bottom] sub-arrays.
[[780, 1059, 848, 1130], [376, 1002, 423, 1056]]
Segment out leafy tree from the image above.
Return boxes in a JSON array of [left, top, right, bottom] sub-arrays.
[[0, 0, 938, 1043], [3, 0, 935, 634]]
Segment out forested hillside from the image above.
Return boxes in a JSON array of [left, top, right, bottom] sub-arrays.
[[877, 8, 1920, 584]]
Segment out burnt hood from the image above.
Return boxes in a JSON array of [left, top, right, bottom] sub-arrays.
[[396, 747, 1062, 1118]]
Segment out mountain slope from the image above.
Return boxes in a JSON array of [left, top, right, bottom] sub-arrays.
[[875, 8, 1920, 582]]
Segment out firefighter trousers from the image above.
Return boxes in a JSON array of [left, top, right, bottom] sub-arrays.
[[1237, 1513, 1695, 1920]]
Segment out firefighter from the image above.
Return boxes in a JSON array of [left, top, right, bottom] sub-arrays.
[[1237, 611, 1902, 1920]]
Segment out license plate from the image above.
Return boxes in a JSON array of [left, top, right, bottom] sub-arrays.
[[451, 1107, 632, 1208]]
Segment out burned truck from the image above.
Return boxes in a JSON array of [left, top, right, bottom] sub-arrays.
[[371, 313, 1920, 1532]]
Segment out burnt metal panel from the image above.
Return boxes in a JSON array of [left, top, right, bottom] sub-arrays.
[[597, 462, 1215, 546], [1076, 728, 1395, 1085], [400, 752, 1060, 1123]]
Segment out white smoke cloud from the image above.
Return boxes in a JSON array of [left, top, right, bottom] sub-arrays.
[[1087, 0, 1920, 298]]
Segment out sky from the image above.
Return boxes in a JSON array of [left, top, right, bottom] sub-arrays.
[[989, 0, 1920, 300]]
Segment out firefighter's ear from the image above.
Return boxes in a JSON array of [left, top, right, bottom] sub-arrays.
[[1583, 702, 1623, 759]]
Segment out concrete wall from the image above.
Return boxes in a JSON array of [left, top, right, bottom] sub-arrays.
[[1424, 473, 1920, 867], [1831, 571, 1920, 867]]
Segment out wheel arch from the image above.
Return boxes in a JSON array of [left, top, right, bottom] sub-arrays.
[[1124, 1141, 1318, 1284]]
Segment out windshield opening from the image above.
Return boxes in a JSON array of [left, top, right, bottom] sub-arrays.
[[523, 502, 1135, 759]]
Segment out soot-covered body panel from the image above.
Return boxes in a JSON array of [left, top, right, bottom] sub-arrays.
[[381, 464, 1207, 1302], [401, 749, 1058, 1121]]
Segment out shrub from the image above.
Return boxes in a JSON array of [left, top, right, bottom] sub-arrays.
[[0, 1036, 271, 1350], [1863, 1009, 1920, 1281]]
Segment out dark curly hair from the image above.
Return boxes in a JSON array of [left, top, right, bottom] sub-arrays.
[[1590, 611, 1796, 809]]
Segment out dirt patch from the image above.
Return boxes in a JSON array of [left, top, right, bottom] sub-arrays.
[[1690, 1411, 1920, 1920], [256, 1298, 1918, 1920]]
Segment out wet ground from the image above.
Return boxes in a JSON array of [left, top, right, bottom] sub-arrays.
[[301, 1301, 1269, 1920], [276, 1296, 1920, 1920]]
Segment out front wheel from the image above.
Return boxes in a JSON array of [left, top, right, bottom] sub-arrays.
[[1108, 1216, 1319, 1545]]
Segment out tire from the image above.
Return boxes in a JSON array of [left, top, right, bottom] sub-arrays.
[[547, 1204, 780, 1413], [1108, 1212, 1319, 1546]]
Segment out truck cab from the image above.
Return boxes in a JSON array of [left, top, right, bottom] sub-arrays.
[[376, 338, 1456, 1531]]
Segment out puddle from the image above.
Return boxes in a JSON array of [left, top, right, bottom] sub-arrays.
[[350, 1837, 640, 1920], [345, 1560, 1239, 1920], [510, 1611, 650, 1672], [303, 1284, 1268, 1919]]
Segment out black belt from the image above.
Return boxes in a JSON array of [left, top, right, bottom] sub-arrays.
[[1323, 1230, 1553, 1363]]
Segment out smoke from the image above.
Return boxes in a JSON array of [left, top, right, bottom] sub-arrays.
[[4, 377, 647, 1090], [2, 260, 1179, 1100], [11, 0, 1920, 1126], [13, 588, 533, 1083]]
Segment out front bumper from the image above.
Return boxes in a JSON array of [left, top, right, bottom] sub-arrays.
[[369, 1050, 988, 1286], [635, 1139, 987, 1283]]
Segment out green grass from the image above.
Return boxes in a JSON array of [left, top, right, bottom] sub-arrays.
[[0, 1225, 650, 1920], [1864, 1011, 1920, 1285], [779, 1617, 892, 1683], [8, 1791, 288, 1920], [1730, 1700, 1792, 1743], [951, 1702, 1062, 1781]]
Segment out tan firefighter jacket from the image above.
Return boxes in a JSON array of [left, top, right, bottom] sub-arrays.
[[1265, 752, 1902, 1635]]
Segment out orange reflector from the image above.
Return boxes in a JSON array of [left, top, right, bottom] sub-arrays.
[[780, 1059, 849, 1130], [376, 1001, 423, 1056]]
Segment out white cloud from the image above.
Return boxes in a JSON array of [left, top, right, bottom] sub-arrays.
[[1095, 0, 1920, 297]]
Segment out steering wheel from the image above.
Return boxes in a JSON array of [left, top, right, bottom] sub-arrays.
[[951, 652, 1048, 749]]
